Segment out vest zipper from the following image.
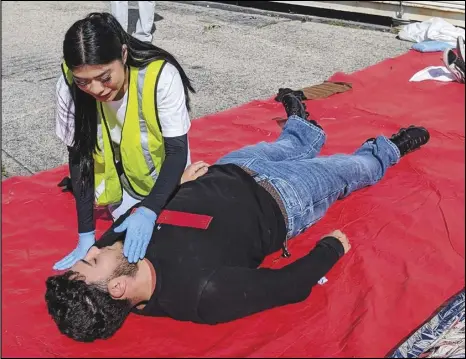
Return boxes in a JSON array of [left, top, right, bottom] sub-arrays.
[[100, 102, 145, 199], [117, 68, 146, 198], [99, 102, 124, 200]]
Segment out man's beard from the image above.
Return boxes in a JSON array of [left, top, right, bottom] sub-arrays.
[[110, 250, 138, 279]]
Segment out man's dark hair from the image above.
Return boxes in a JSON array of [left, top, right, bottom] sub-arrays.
[[45, 271, 132, 342]]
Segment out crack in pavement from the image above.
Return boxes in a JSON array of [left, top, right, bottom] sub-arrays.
[[256, 18, 293, 29], [1, 149, 36, 175]]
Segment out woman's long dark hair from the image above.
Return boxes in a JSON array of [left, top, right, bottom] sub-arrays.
[[63, 12, 195, 188]]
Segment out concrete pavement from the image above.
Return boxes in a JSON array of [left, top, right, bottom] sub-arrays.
[[1, 1, 411, 178]]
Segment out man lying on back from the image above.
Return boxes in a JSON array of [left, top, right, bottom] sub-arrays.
[[45, 90, 430, 342]]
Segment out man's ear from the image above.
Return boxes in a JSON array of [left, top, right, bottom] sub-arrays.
[[108, 277, 127, 299]]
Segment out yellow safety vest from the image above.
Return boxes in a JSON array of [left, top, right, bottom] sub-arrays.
[[61, 60, 166, 206]]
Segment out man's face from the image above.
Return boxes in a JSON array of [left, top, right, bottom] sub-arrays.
[[71, 242, 137, 285]]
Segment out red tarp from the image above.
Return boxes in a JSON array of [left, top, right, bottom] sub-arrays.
[[2, 50, 465, 358]]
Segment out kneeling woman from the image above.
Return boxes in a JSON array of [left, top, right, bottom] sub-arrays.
[[54, 12, 195, 270]]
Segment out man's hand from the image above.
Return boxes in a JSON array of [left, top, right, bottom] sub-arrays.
[[180, 161, 210, 184], [327, 230, 351, 254]]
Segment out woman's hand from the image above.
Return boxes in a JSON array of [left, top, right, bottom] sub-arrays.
[[53, 231, 96, 270], [180, 161, 210, 184], [114, 207, 157, 263]]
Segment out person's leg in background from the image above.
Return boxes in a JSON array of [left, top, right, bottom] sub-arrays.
[[133, 1, 156, 43], [111, 1, 129, 32], [216, 93, 325, 169]]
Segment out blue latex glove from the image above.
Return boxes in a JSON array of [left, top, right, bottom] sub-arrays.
[[53, 231, 96, 270], [114, 207, 157, 263]]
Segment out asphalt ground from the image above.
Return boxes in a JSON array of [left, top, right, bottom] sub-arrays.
[[1, 1, 411, 178]]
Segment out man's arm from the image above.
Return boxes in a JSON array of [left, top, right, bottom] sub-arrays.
[[197, 234, 347, 324]]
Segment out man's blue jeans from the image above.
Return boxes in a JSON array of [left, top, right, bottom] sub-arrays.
[[216, 116, 401, 240]]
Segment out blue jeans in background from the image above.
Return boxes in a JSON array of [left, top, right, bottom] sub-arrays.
[[216, 115, 400, 239]]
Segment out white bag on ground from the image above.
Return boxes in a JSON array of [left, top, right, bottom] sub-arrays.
[[409, 66, 456, 82], [399, 18, 465, 46]]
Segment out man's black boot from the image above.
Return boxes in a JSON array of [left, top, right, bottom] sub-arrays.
[[389, 125, 430, 157], [275, 88, 306, 102], [280, 93, 322, 129]]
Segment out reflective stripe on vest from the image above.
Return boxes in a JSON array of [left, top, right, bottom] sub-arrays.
[[61, 60, 166, 206], [138, 67, 157, 176]]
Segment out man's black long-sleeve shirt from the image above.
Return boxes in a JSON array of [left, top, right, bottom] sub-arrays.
[[95, 164, 344, 324]]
